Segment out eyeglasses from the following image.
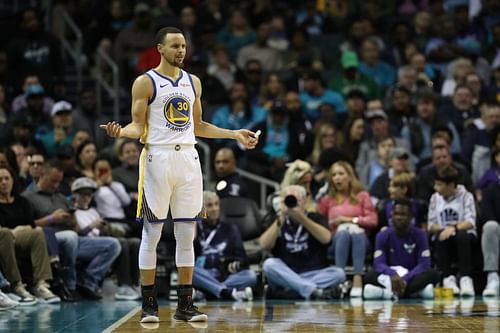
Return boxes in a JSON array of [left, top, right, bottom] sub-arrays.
[[29, 161, 44, 166]]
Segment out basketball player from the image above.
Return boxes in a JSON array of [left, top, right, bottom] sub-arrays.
[[100, 27, 258, 323]]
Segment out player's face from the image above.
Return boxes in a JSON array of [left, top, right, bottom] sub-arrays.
[[158, 33, 186, 68]]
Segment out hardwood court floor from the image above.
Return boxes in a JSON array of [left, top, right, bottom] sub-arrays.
[[108, 298, 500, 333]]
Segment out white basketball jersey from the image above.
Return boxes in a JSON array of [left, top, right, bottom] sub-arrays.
[[141, 69, 196, 145]]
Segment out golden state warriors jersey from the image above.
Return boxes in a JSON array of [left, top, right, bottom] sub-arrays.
[[141, 69, 197, 145]]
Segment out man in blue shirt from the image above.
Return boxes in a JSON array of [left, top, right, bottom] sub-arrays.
[[363, 198, 439, 299], [299, 71, 346, 122]]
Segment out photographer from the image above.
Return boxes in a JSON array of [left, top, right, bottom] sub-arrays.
[[192, 191, 256, 301], [260, 185, 345, 300]]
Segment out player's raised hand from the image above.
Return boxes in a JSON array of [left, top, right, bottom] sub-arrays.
[[235, 129, 259, 149], [99, 121, 122, 138]]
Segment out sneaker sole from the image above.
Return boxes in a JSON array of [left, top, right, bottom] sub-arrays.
[[115, 295, 141, 301], [174, 314, 208, 322], [140, 315, 160, 323]]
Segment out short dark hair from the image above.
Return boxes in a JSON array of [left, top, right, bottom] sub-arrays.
[[436, 165, 459, 185], [393, 198, 412, 212], [41, 159, 64, 174], [119, 139, 140, 156], [155, 27, 183, 45]]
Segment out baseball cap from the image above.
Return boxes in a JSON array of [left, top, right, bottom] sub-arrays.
[[341, 51, 359, 69], [51, 101, 72, 117], [25, 84, 45, 97], [365, 109, 388, 121], [71, 177, 97, 193], [390, 147, 410, 160]]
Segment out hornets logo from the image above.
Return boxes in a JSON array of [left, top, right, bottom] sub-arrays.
[[164, 96, 191, 129]]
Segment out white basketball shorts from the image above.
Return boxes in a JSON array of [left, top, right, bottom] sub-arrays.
[[136, 144, 203, 223]]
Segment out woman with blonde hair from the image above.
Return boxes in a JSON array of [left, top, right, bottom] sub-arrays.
[[317, 161, 377, 297]]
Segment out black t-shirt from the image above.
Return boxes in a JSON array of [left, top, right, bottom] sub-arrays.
[[0, 196, 36, 229], [272, 212, 329, 273]]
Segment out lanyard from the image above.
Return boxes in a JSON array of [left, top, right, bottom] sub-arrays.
[[200, 224, 219, 251], [286, 217, 304, 243]]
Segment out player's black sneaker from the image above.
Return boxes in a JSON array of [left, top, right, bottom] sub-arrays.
[[174, 285, 208, 322], [140, 286, 159, 323]]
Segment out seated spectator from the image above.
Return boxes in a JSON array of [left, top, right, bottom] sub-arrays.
[[480, 180, 500, 297], [55, 144, 82, 196], [283, 28, 323, 71], [93, 158, 139, 237], [38, 101, 76, 157], [401, 90, 461, 164], [329, 52, 380, 100], [317, 161, 377, 297], [342, 117, 365, 165], [463, 103, 500, 170], [386, 85, 415, 136], [216, 9, 256, 61], [355, 109, 408, 176], [359, 137, 395, 190], [260, 185, 345, 299], [71, 130, 91, 152], [5, 112, 46, 155], [15, 84, 51, 131], [0, 166, 60, 304], [258, 72, 285, 111], [112, 140, 140, 195], [237, 21, 283, 72], [370, 147, 413, 203], [11, 74, 54, 115], [437, 84, 480, 135], [476, 147, 500, 191], [72, 177, 140, 300], [428, 165, 476, 297], [473, 127, 500, 189], [207, 44, 239, 91], [213, 148, 247, 198], [283, 91, 314, 160], [76, 140, 97, 179], [363, 199, 440, 300], [211, 82, 267, 137], [22, 160, 121, 300], [375, 172, 427, 231], [416, 145, 473, 201], [192, 191, 256, 301], [440, 58, 473, 97], [299, 71, 346, 122], [24, 153, 45, 191], [358, 38, 396, 90], [344, 89, 368, 120], [308, 123, 339, 169]]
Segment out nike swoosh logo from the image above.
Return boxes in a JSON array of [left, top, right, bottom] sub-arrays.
[[160, 84, 168, 88]]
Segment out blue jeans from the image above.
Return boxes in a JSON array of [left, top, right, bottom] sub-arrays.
[[0, 270, 9, 289], [55, 231, 121, 290], [262, 258, 346, 299], [330, 231, 368, 275], [193, 266, 257, 298]]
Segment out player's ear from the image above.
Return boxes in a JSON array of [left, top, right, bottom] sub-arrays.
[[156, 43, 163, 53]]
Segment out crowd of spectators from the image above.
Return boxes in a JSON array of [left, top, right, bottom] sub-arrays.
[[1, 0, 500, 308]]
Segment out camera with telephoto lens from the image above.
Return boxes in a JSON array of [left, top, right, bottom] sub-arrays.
[[284, 195, 298, 208]]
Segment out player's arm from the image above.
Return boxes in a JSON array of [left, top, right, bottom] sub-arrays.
[[191, 75, 258, 149], [100, 75, 151, 139]]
